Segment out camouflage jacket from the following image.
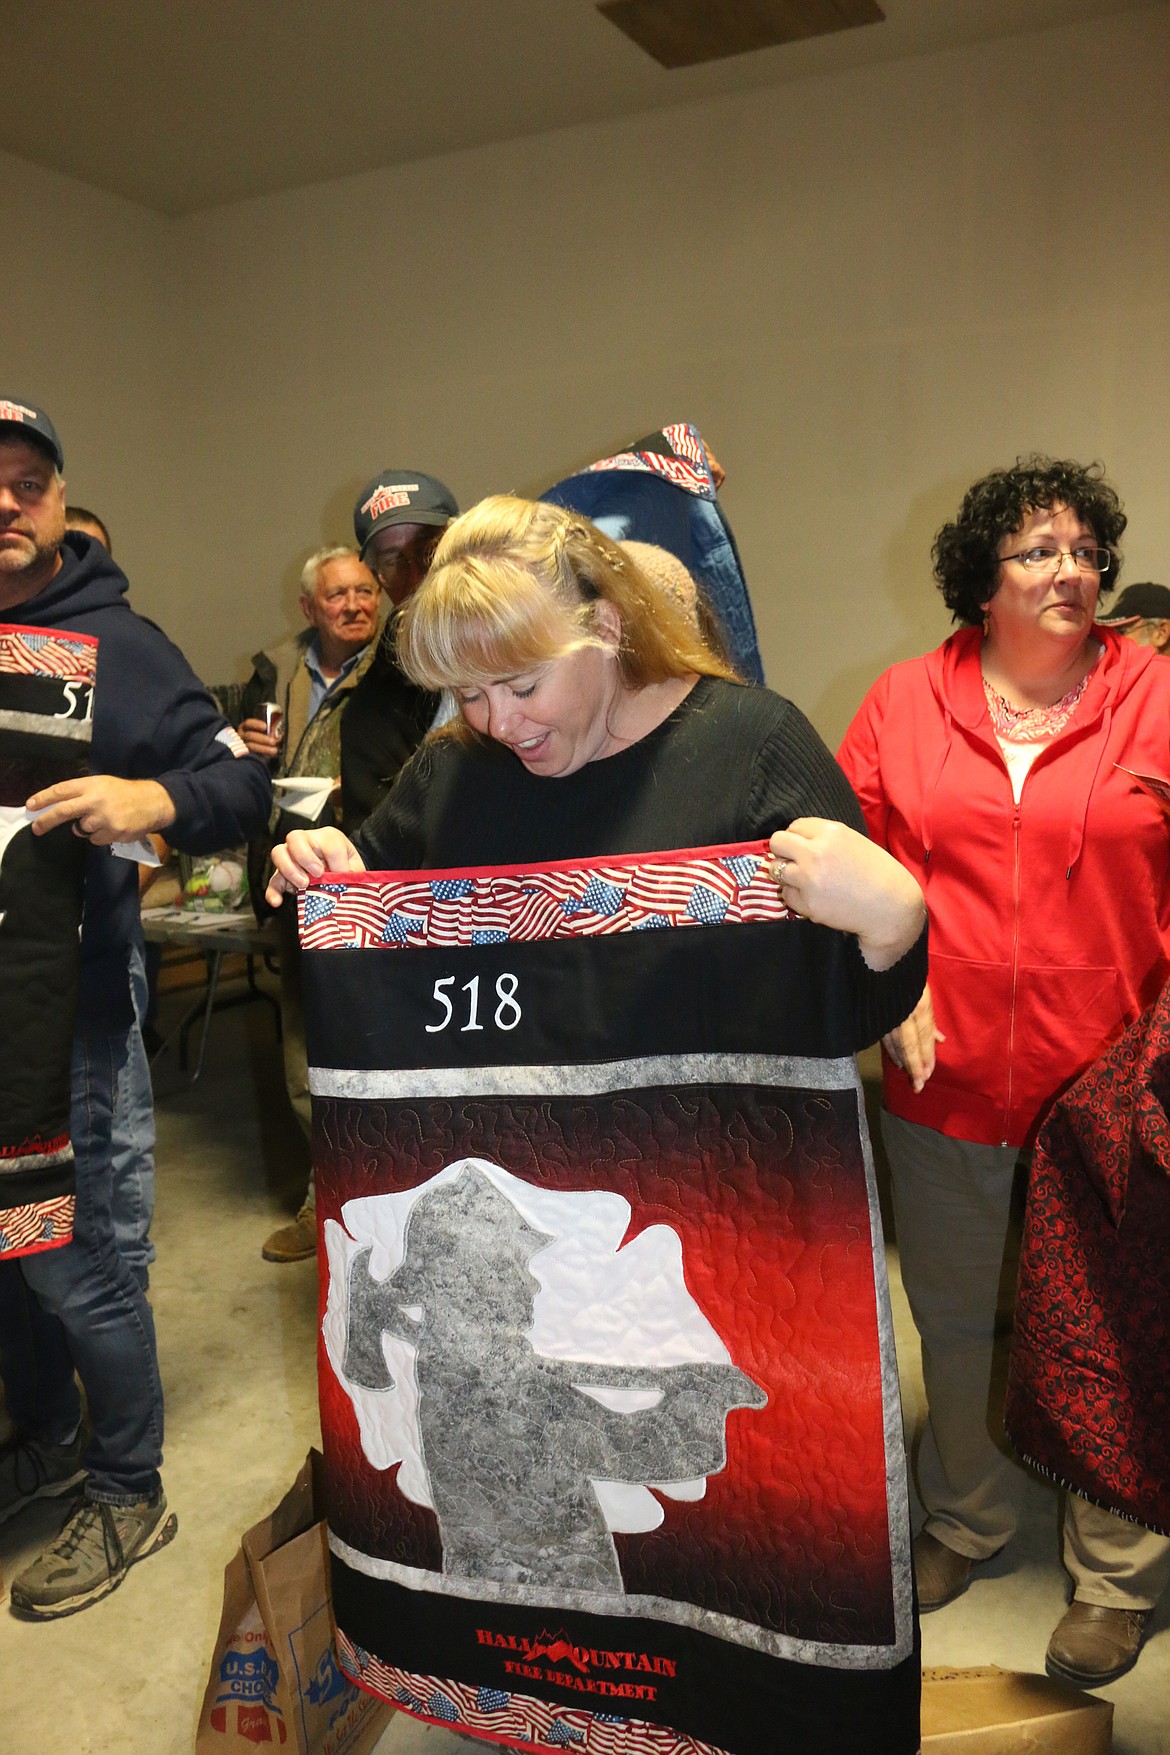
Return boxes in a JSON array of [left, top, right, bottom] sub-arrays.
[[241, 627, 378, 912]]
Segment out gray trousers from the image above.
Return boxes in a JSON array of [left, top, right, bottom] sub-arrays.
[[883, 1108, 1170, 1610]]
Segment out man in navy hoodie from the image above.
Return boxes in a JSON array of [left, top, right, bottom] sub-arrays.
[[0, 398, 270, 1617]]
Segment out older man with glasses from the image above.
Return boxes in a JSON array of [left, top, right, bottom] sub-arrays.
[[242, 545, 382, 1264]]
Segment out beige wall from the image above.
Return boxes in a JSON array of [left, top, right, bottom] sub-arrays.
[[0, 149, 172, 591], [4, 6, 1169, 748]]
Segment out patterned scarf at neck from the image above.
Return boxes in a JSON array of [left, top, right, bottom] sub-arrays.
[[983, 666, 1093, 743]]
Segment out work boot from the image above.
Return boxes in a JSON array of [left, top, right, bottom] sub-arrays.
[[913, 1529, 978, 1611], [0, 1431, 86, 1526], [1046, 1601, 1150, 1687], [262, 1201, 317, 1263], [10, 1491, 178, 1619]]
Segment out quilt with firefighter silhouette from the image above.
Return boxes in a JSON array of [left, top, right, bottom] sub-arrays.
[[0, 623, 95, 1257], [300, 841, 917, 1755]]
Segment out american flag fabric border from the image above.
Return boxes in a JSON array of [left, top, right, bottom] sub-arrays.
[[582, 424, 716, 503], [0, 624, 98, 682], [337, 1631, 731, 1755], [0, 1194, 75, 1257], [299, 843, 786, 952], [660, 423, 710, 471], [583, 453, 711, 501]]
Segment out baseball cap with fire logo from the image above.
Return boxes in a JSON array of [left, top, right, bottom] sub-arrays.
[[0, 397, 64, 470], [353, 469, 458, 558]]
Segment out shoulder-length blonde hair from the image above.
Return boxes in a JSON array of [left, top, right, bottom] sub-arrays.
[[396, 494, 738, 695]]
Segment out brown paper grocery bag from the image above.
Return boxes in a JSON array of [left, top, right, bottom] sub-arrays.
[[196, 1452, 392, 1755]]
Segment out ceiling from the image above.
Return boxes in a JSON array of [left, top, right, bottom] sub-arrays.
[[0, 0, 1159, 215]]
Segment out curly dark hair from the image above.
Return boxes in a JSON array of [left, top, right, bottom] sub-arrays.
[[933, 456, 1127, 626]]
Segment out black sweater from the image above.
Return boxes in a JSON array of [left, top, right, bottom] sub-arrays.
[[355, 677, 926, 1047]]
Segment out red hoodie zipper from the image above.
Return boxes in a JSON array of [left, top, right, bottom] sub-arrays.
[[1003, 803, 1022, 1145]]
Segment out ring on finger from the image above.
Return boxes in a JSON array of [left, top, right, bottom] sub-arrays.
[[774, 857, 788, 881]]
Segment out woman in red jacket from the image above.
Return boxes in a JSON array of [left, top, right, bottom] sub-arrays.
[[838, 456, 1170, 1687]]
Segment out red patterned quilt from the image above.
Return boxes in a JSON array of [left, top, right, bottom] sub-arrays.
[[1007, 979, 1170, 1535]]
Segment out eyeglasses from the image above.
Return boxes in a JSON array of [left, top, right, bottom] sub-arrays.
[[999, 546, 1113, 575], [370, 543, 438, 583], [372, 552, 414, 578]]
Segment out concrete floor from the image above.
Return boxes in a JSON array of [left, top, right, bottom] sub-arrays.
[[1, 993, 1167, 1753]]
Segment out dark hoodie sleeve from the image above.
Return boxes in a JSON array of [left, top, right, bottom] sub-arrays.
[[93, 621, 271, 854], [155, 705, 272, 853]]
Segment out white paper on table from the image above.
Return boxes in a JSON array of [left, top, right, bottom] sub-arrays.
[[143, 904, 255, 931], [272, 776, 336, 820], [180, 908, 257, 930]]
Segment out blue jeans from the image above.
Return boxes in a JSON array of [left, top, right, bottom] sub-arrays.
[[0, 991, 164, 1504]]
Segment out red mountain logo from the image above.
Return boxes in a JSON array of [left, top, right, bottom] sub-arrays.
[[524, 1633, 590, 1674], [475, 1625, 677, 1682]]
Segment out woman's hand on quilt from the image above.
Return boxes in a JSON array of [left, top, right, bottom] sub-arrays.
[[881, 983, 944, 1092], [767, 819, 925, 972], [266, 827, 366, 905]]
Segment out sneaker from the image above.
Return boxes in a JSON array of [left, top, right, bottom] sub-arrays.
[[0, 1431, 86, 1526], [262, 1202, 317, 1263], [9, 1490, 178, 1619], [1046, 1600, 1151, 1688]]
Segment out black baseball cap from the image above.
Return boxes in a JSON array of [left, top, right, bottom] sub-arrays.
[[353, 469, 458, 557], [1097, 583, 1170, 624], [0, 396, 63, 470]]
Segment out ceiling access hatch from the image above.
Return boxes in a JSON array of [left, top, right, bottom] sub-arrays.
[[598, 0, 886, 68]]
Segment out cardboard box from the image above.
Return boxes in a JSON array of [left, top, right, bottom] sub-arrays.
[[921, 1665, 1112, 1753]]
